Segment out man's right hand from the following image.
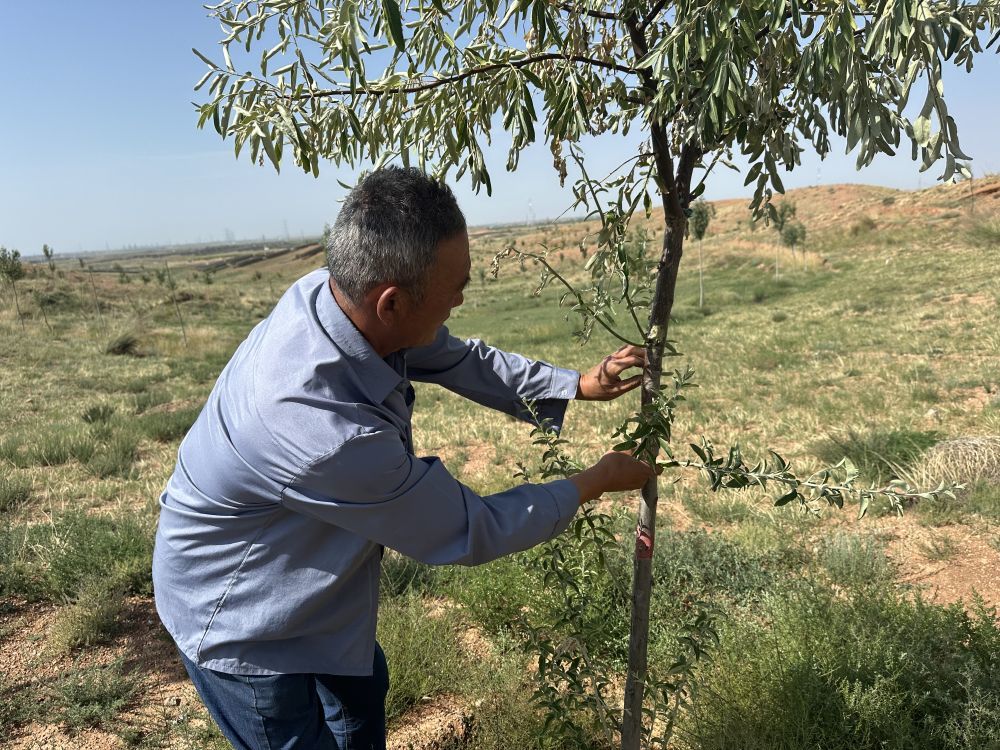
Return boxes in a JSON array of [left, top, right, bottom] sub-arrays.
[[569, 452, 657, 505]]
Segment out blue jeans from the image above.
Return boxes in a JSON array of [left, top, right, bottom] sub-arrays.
[[179, 645, 389, 750]]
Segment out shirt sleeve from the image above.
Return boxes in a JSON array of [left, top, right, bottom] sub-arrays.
[[280, 429, 581, 566], [405, 327, 580, 431]]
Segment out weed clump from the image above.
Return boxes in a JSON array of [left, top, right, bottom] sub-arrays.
[[683, 588, 1000, 750], [0, 510, 153, 601], [81, 404, 115, 424], [811, 428, 939, 484], [907, 435, 1000, 492], [51, 659, 140, 732], [0, 473, 31, 513], [105, 332, 142, 357], [48, 578, 127, 654], [139, 407, 201, 443]]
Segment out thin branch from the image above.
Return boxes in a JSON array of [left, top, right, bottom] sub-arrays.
[[639, 0, 668, 31], [493, 248, 644, 347], [278, 53, 640, 99], [557, 2, 618, 21]]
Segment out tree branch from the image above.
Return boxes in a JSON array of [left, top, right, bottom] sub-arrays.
[[557, 2, 618, 21], [639, 0, 668, 31], [279, 53, 640, 100]]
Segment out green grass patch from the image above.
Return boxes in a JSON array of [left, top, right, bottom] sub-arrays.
[[48, 578, 128, 654], [85, 433, 140, 479], [139, 407, 202, 443], [51, 659, 140, 733], [0, 510, 154, 601], [0, 472, 31, 513], [377, 593, 469, 721], [811, 428, 940, 483], [819, 532, 894, 588], [683, 587, 1000, 749]]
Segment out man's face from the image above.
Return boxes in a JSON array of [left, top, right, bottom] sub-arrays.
[[401, 231, 471, 348]]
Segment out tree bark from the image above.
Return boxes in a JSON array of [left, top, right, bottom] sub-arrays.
[[620, 134, 696, 750]]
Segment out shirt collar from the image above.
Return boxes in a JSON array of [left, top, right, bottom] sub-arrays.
[[315, 275, 404, 404]]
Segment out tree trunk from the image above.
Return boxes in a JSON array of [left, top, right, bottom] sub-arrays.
[[698, 240, 704, 308], [10, 280, 25, 333], [621, 133, 692, 749], [88, 267, 106, 334]]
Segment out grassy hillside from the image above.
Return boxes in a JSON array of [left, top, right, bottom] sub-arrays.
[[1, 177, 999, 749]]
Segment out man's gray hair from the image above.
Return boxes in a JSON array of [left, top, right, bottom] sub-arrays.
[[326, 167, 466, 305]]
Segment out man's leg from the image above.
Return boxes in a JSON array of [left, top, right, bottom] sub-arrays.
[[314, 643, 390, 750], [179, 650, 338, 750]]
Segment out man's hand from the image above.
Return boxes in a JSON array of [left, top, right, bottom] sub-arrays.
[[569, 451, 658, 505], [577, 345, 647, 401]]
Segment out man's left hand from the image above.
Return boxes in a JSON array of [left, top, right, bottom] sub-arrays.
[[576, 345, 647, 401]]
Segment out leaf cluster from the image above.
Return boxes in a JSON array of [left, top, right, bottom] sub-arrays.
[[0, 247, 25, 283]]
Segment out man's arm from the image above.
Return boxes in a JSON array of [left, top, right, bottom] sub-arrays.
[[280, 430, 654, 567], [405, 327, 579, 430]]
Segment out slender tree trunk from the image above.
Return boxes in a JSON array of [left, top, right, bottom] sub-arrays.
[[87, 267, 107, 334], [164, 262, 189, 347], [10, 280, 25, 333], [621, 131, 694, 750], [698, 239, 704, 308], [35, 294, 52, 333]]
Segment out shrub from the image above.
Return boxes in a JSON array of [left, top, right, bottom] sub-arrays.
[[849, 216, 878, 236], [907, 436, 1000, 492], [819, 532, 894, 588], [48, 578, 127, 653], [139, 407, 201, 443], [105, 333, 142, 357], [51, 659, 140, 732], [811, 428, 940, 483], [81, 404, 116, 424], [0, 473, 31, 513], [682, 587, 1000, 750], [0, 510, 154, 601]]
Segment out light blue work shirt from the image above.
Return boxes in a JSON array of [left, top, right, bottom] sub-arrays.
[[152, 269, 582, 676]]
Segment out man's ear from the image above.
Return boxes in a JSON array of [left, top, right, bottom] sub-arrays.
[[373, 284, 405, 325]]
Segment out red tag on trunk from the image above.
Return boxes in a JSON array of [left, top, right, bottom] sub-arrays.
[[635, 524, 654, 560]]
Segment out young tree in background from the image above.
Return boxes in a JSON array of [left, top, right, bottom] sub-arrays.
[[0, 246, 26, 332], [42, 244, 56, 275], [772, 199, 797, 277], [689, 198, 714, 308], [193, 2, 1000, 746], [781, 220, 808, 269]]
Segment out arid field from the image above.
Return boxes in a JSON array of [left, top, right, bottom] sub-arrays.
[[2, 177, 1000, 749]]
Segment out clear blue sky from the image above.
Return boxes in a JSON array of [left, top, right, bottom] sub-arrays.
[[1, 3, 998, 256]]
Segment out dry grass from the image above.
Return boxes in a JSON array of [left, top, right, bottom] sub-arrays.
[[906, 436, 1000, 491]]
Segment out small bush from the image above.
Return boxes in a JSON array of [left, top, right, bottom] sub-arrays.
[[967, 218, 1000, 248], [105, 333, 142, 357], [0, 510, 154, 601], [811, 428, 940, 483], [48, 578, 127, 653], [51, 659, 140, 732], [849, 216, 878, 236], [881, 195, 897, 205], [682, 587, 1000, 750], [24, 429, 96, 468], [907, 436, 1000, 492], [139, 407, 201, 443], [0, 473, 31, 513], [81, 404, 116, 424], [377, 593, 468, 721], [86, 433, 140, 479], [819, 533, 894, 588]]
